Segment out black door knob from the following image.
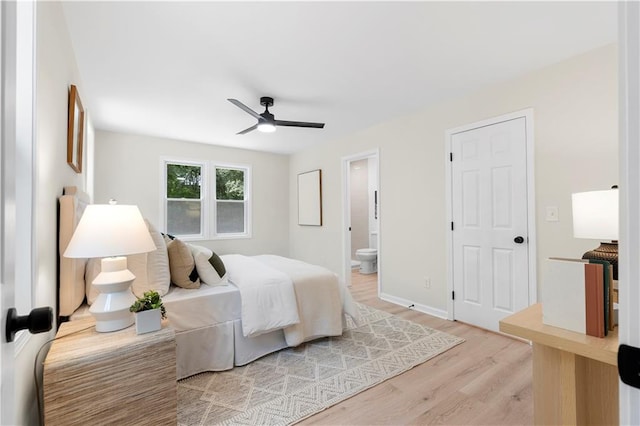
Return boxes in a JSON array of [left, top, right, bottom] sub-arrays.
[[5, 306, 53, 342], [514, 236, 525, 244]]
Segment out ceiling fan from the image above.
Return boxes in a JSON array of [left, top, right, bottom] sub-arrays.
[[228, 97, 325, 135]]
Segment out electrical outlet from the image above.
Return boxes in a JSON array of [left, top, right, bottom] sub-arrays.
[[424, 277, 431, 289]]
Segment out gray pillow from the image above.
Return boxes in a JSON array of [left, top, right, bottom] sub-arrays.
[[208, 252, 226, 278]]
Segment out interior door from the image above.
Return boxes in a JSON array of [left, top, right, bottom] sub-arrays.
[[451, 117, 530, 332], [1, 1, 17, 423]]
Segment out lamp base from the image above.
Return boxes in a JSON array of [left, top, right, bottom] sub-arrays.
[[89, 257, 137, 332], [582, 241, 618, 280]]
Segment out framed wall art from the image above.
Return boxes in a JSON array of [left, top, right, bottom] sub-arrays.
[[298, 169, 322, 226], [67, 84, 84, 173]]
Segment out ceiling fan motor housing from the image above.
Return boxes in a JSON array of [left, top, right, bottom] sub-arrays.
[[260, 96, 274, 108], [260, 111, 275, 123]]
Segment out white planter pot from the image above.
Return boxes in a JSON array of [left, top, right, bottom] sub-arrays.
[[134, 309, 161, 334]]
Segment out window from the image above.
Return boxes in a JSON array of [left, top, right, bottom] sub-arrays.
[[214, 166, 250, 237], [162, 159, 251, 239], [164, 161, 205, 238]]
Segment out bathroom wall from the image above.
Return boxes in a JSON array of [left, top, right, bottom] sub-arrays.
[[350, 159, 369, 258]]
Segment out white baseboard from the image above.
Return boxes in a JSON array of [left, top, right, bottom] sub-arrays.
[[379, 292, 449, 319]]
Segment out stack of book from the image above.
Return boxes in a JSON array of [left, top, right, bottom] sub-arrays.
[[542, 257, 614, 337]]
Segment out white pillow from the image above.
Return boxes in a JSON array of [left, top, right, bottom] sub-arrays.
[[139, 220, 170, 297], [189, 244, 226, 286], [85, 257, 101, 305]]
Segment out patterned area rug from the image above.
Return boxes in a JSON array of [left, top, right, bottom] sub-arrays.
[[177, 303, 464, 425]]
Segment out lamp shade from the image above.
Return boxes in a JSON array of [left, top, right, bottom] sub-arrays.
[[571, 189, 619, 241], [64, 204, 156, 258]]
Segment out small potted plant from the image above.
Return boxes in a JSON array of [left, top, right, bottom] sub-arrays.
[[129, 290, 167, 334]]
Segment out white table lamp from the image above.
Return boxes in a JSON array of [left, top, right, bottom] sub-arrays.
[[64, 204, 156, 332], [571, 188, 619, 279]]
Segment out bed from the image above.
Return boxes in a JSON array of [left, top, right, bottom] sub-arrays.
[[58, 187, 357, 379]]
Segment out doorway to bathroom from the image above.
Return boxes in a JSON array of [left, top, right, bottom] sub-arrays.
[[342, 149, 380, 293]]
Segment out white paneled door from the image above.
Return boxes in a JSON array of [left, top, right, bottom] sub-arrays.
[[450, 116, 531, 332]]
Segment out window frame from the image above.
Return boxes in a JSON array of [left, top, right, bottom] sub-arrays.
[[160, 158, 252, 240], [161, 157, 208, 241], [212, 162, 252, 240]]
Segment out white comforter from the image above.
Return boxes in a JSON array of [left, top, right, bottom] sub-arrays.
[[255, 255, 344, 346], [221, 254, 300, 337], [222, 254, 356, 345]]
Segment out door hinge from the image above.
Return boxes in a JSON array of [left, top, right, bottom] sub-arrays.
[[452, 291, 455, 300], [450, 152, 453, 162], [451, 222, 454, 231]]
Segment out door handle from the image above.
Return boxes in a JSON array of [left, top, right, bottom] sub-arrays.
[[514, 236, 525, 244], [619, 344, 640, 389], [5, 306, 53, 342]]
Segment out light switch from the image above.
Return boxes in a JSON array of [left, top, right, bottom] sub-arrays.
[[546, 206, 559, 222]]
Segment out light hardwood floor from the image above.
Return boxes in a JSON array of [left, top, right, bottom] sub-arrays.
[[299, 271, 534, 425]]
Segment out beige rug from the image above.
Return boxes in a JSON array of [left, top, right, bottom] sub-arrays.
[[177, 303, 464, 425]]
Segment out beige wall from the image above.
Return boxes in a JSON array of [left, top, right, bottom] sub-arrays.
[[93, 130, 290, 256], [290, 43, 618, 314], [14, 2, 91, 425]]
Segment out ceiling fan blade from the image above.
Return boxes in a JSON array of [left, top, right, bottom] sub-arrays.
[[275, 120, 325, 129], [228, 99, 261, 120], [237, 124, 258, 135]]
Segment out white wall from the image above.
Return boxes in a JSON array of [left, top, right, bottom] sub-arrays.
[[290, 43, 618, 313], [93, 130, 290, 256], [14, 2, 90, 425]]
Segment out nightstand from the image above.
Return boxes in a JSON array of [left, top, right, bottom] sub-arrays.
[[43, 316, 177, 425]]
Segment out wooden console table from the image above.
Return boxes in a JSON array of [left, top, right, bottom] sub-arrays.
[[499, 303, 618, 425]]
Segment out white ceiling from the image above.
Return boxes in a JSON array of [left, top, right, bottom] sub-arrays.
[[61, 1, 617, 155]]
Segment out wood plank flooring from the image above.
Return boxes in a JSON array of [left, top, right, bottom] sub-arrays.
[[299, 271, 533, 425]]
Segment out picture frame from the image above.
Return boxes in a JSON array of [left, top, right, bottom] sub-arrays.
[[298, 169, 323, 226], [67, 84, 84, 173]]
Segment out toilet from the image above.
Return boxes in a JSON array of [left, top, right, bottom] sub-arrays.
[[355, 248, 377, 274]]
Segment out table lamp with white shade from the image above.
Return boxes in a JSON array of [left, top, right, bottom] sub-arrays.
[[63, 203, 156, 332], [571, 187, 619, 280]]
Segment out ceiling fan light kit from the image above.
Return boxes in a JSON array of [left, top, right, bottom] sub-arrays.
[[257, 122, 276, 133], [228, 96, 325, 135]]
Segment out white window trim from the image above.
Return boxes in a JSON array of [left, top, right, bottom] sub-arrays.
[[159, 158, 252, 241], [159, 157, 208, 241], [212, 162, 252, 240]]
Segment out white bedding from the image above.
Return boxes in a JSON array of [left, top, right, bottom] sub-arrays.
[[162, 277, 236, 331], [255, 255, 345, 346], [163, 279, 238, 378], [221, 254, 300, 337], [157, 255, 356, 379]]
